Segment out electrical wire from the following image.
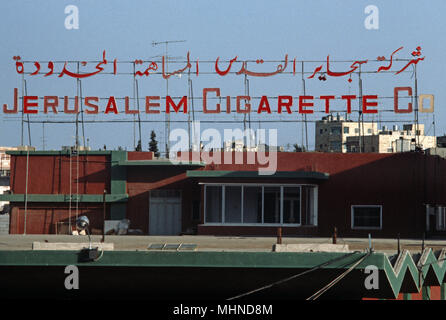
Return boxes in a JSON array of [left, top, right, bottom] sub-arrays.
[[226, 251, 357, 301], [306, 251, 371, 300]]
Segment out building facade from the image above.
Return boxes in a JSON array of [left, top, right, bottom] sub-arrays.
[[2, 150, 446, 238], [316, 116, 436, 153], [437, 135, 446, 148], [315, 115, 378, 153], [0, 146, 23, 214], [346, 124, 436, 153]]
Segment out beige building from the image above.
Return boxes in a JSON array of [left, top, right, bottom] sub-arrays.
[[0, 146, 19, 214], [0, 146, 36, 234], [346, 124, 436, 153], [315, 115, 378, 153], [315, 116, 436, 153]]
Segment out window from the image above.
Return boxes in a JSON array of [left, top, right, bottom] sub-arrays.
[[0, 170, 9, 177], [225, 186, 242, 223], [243, 186, 262, 223], [283, 187, 301, 224], [205, 186, 222, 223], [329, 141, 342, 151], [351, 205, 382, 229], [355, 128, 359, 134], [437, 207, 446, 231], [344, 127, 349, 134], [367, 128, 372, 134], [264, 186, 281, 223], [331, 127, 341, 135], [319, 129, 323, 134], [204, 184, 318, 226]]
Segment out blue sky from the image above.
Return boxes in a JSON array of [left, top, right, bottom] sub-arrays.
[[0, 0, 445, 152]]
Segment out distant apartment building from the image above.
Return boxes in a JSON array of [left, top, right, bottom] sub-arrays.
[[315, 115, 378, 153], [0, 146, 36, 215], [316, 116, 436, 153], [346, 124, 436, 153], [437, 135, 446, 148], [0, 147, 18, 214], [426, 135, 446, 158]]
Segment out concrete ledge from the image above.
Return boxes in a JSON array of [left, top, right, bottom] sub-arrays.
[[273, 243, 350, 253], [32, 242, 114, 251]]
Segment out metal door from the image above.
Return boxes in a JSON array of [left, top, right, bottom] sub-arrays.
[[149, 190, 182, 235]]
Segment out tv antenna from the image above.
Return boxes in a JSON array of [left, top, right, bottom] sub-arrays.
[[152, 40, 186, 158]]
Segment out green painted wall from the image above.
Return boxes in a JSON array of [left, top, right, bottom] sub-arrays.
[[110, 151, 127, 220], [0, 194, 128, 203]]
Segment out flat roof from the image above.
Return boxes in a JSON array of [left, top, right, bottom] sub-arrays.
[[6, 150, 113, 156], [0, 235, 444, 253], [118, 160, 205, 166], [186, 170, 329, 180]]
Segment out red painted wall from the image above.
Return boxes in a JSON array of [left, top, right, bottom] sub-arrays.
[[7, 151, 446, 237], [127, 152, 153, 161], [189, 152, 446, 238], [10, 204, 107, 234], [10, 155, 110, 194], [430, 286, 441, 300], [409, 286, 442, 300], [8, 154, 110, 234], [126, 166, 199, 234]]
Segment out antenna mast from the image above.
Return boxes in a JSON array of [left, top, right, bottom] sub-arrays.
[[152, 40, 186, 158]]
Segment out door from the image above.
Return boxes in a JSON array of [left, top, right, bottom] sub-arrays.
[[149, 190, 182, 235]]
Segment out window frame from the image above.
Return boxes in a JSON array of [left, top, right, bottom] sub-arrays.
[[330, 127, 342, 135], [437, 207, 446, 231], [351, 205, 382, 230], [203, 183, 318, 227], [329, 141, 342, 151]]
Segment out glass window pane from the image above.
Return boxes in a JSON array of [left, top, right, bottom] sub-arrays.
[[283, 187, 300, 224], [303, 186, 316, 226], [243, 186, 262, 223], [353, 206, 381, 228], [225, 186, 242, 223], [329, 141, 342, 151], [264, 186, 280, 223], [205, 186, 222, 223]]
